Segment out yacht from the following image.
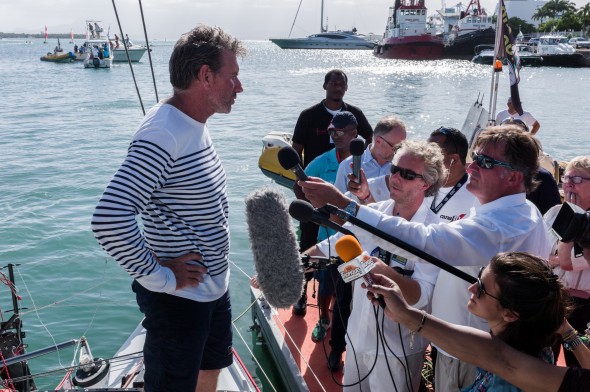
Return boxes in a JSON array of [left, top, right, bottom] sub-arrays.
[[270, 30, 375, 50]]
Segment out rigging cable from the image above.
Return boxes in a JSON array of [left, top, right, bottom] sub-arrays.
[[112, 0, 146, 115], [138, 0, 159, 103], [288, 0, 304, 38]]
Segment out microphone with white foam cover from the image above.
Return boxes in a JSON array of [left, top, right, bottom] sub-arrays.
[[245, 187, 304, 308]]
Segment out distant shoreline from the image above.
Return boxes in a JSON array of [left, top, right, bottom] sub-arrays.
[[0, 32, 86, 39]]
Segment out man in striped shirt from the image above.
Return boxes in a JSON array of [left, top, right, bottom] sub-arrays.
[[91, 25, 245, 392]]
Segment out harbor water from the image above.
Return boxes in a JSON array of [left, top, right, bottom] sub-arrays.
[[0, 38, 589, 390]]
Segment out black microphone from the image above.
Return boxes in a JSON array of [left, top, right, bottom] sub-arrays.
[[288, 199, 355, 237], [350, 138, 365, 183], [278, 146, 309, 181], [323, 204, 477, 284], [245, 187, 305, 308]]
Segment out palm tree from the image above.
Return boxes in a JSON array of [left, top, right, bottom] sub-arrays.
[[532, 7, 550, 23], [578, 3, 590, 34], [543, 0, 576, 19]]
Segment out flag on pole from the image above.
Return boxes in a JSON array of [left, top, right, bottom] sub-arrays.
[[494, 0, 523, 115]]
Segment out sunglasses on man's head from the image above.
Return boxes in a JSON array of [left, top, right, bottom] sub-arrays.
[[476, 266, 501, 301], [390, 165, 424, 181], [436, 127, 459, 154], [471, 152, 514, 171]]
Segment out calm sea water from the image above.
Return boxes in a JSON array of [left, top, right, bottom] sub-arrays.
[[0, 37, 589, 390]]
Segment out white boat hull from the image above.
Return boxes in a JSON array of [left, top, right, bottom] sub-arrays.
[[113, 47, 149, 62], [83, 57, 113, 68]]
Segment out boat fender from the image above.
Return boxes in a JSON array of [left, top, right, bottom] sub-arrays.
[[93, 58, 100, 67]]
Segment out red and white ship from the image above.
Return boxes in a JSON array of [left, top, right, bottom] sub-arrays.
[[373, 0, 444, 60]]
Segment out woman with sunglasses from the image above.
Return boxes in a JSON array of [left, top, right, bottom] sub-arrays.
[[364, 266, 590, 392], [545, 156, 590, 367], [461, 252, 571, 391]]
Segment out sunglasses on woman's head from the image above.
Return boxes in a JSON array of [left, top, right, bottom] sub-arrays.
[[390, 165, 424, 181]]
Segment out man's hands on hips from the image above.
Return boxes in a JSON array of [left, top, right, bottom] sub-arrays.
[[158, 252, 207, 290]]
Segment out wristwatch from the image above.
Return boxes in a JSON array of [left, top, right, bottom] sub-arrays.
[[343, 200, 358, 217]]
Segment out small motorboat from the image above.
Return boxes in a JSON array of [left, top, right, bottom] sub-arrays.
[[472, 44, 543, 67], [40, 51, 76, 63], [82, 20, 114, 68]]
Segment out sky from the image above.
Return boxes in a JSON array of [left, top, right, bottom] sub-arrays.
[[1, 0, 588, 41]]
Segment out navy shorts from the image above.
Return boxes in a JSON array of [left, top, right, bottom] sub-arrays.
[[315, 263, 340, 297], [132, 281, 233, 392]]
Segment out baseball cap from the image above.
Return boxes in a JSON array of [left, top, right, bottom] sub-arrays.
[[329, 111, 358, 129]]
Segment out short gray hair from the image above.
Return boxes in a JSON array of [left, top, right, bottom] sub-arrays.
[[169, 24, 246, 90], [394, 140, 447, 197], [566, 156, 590, 176], [374, 115, 406, 137]]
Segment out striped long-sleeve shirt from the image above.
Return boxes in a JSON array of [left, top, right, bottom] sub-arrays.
[[92, 103, 230, 301]]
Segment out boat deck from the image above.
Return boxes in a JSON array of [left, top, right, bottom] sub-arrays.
[[252, 287, 344, 392]]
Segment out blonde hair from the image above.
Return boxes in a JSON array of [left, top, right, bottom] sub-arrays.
[[394, 140, 447, 197]]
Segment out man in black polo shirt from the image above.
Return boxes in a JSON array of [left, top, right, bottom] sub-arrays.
[[291, 69, 373, 316]]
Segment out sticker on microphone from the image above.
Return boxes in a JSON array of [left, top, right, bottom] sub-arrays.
[[338, 252, 375, 283]]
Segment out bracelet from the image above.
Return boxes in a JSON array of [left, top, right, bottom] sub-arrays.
[[409, 311, 427, 350], [359, 192, 371, 203], [561, 328, 578, 342], [564, 336, 583, 351], [413, 310, 428, 333]]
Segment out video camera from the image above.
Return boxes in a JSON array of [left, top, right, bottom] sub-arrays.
[[551, 202, 590, 249]]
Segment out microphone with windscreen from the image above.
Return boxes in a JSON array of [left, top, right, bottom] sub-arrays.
[[278, 146, 309, 181], [245, 187, 305, 308], [335, 235, 385, 308], [350, 138, 365, 183]]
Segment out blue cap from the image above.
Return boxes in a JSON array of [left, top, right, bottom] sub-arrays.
[[329, 111, 358, 129]]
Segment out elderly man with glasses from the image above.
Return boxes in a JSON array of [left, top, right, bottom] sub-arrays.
[[298, 125, 551, 391]]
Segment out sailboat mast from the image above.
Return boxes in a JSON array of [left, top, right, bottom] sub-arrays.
[[488, 0, 503, 124], [321, 0, 326, 32]]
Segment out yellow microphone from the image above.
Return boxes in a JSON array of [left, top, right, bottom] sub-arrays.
[[335, 235, 385, 308]]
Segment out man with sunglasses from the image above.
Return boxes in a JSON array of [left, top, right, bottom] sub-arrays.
[[299, 125, 552, 390]]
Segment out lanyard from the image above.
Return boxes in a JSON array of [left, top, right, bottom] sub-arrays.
[[430, 173, 469, 214]]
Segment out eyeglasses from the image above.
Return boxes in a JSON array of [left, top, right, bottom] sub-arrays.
[[436, 127, 459, 155], [390, 165, 424, 181], [476, 267, 501, 301], [471, 152, 515, 171], [561, 175, 590, 184], [379, 135, 396, 149]]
